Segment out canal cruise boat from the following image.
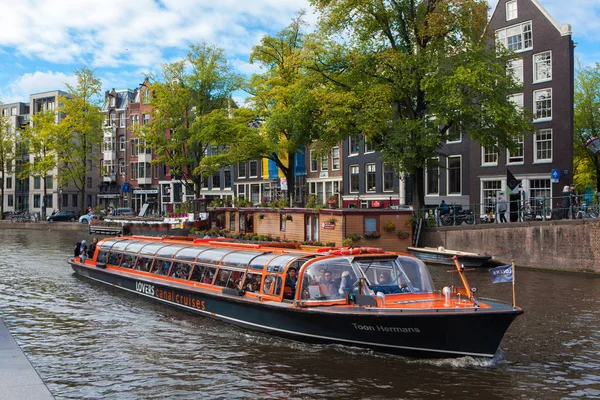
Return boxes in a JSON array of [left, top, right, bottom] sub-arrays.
[[69, 236, 523, 358]]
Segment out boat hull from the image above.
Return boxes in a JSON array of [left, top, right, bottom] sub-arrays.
[[407, 247, 492, 268], [70, 261, 521, 358]]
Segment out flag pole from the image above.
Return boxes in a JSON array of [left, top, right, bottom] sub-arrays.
[[511, 259, 516, 308]]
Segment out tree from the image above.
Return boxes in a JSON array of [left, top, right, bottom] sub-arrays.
[[55, 67, 104, 216], [573, 62, 600, 191], [140, 43, 244, 198], [308, 0, 532, 210], [0, 107, 15, 219], [245, 15, 329, 201], [20, 111, 58, 219]]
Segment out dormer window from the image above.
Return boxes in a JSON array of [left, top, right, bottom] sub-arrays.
[[506, 0, 517, 21], [110, 97, 116, 107]]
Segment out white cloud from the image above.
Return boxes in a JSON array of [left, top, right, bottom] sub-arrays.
[[1, 71, 77, 104]]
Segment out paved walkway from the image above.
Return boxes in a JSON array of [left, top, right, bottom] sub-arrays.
[[0, 320, 54, 400]]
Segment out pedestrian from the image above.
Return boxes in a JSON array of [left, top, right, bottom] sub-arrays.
[[562, 185, 571, 219], [440, 200, 449, 215], [498, 195, 508, 223]]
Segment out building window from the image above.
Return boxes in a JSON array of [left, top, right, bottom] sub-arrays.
[[130, 114, 139, 126], [142, 114, 150, 125], [366, 163, 376, 192], [238, 162, 246, 178], [45, 176, 53, 189], [447, 156, 461, 195], [506, 0, 517, 20], [8, 194, 13, 207], [87, 177, 92, 188], [365, 141, 375, 153], [533, 89, 552, 121], [321, 153, 329, 171], [482, 180, 502, 213], [6, 177, 11, 189], [110, 97, 115, 107], [533, 51, 552, 83], [350, 165, 359, 193], [446, 124, 462, 143], [349, 137, 359, 155], [509, 93, 524, 109], [33, 176, 40, 190], [383, 163, 394, 192], [365, 217, 377, 233], [110, 113, 116, 125], [496, 21, 532, 52], [119, 136, 126, 152], [507, 58, 523, 85], [249, 160, 258, 178], [33, 194, 40, 208], [534, 129, 552, 162], [72, 194, 78, 208], [143, 89, 151, 104], [482, 146, 498, 166], [425, 158, 439, 195], [507, 136, 524, 164], [310, 150, 318, 172], [224, 170, 232, 188], [332, 147, 340, 170], [120, 160, 126, 176], [212, 174, 220, 189], [119, 112, 125, 127], [530, 179, 551, 202], [11, 107, 17, 116]]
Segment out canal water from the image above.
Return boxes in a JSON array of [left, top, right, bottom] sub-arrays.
[[0, 229, 598, 399]]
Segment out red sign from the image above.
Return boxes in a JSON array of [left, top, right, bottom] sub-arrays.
[[371, 200, 381, 208], [322, 223, 335, 230]]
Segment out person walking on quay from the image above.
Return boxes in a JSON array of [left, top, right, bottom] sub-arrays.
[[498, 195, 508, 223], [562, 185, 572, 219]]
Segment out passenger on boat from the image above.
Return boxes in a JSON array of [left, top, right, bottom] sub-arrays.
[[87, 238, 98, 258], [74, 242, 81, 258], [263, 276, 275, 294], [319, 270, 337, 297], [379, 272, 391, 285], [214, 270, 230, 287], [284, 267, 298, 299], [338, 271, 355, 295]]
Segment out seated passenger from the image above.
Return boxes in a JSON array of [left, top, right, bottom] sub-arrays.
[[202, 271, 214, 284], [284, 267, 298, 299], [214, 270, 229, 286], [379, 272, 391, 285], [319, 271, 337, 297], [338, 271, 355, 295], [263, 276, 274, 294]]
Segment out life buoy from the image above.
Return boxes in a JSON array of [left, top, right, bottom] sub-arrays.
[[365, 247, 385, 254]]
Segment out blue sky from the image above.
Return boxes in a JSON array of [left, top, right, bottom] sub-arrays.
[[0, 0, 598, 106]]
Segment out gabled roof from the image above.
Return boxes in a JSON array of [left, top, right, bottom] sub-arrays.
[[489, 0, 572, 36]]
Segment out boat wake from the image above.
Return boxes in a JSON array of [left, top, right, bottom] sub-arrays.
[[408, 349, 506, 368]]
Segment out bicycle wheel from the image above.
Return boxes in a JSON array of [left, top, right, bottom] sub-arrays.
[[441, 215, 453, 226], [465, 214, 475, 224]]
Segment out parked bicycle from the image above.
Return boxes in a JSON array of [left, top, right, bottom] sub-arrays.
[[440, 205, 475, 226]]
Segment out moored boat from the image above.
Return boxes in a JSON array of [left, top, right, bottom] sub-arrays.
[[69, 237, 522, 358], [407, 246, 493, 268]]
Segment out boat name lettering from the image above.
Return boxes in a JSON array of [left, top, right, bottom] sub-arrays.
[[136, 282, 155, 296], [351, 323, 420, 333], [155, 288, 205, 311]]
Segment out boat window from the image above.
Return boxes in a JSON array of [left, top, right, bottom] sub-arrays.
[[221, 251, 265, 268], [262, 274, 282, 296], [107, 252, 122, 266], [134, 256, 153, 272], [97, 250, 108, 263], [248, 254, 276, 271], [99, 239, 123, 250], [190, 264, 216, 284], [139, 243, 168, 256], [170, 262, 192, 280], [196, 248, 234, 264], [152, 259, 172, 275], [120, 254, 135, 269], [174, 247, 208, 261], [124, 242, 145, 254], [300, 259, 355, 301], [156, 245, 187, 258], [395, 256, 435, 293], [214, 268, 243, 288], [266, 254, 300, 273], [241, 273, 262, 292]]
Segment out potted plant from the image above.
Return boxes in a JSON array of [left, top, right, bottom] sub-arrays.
[[259, 214, 265, 220], [347, 233, 362, 241], [364, 231, 381, 239], [285, 215, 293, 221], [327, 217, 337, 225], [383, 221, 396, 232], [327, 195, 338, 209], [397, 231, 410, 239]]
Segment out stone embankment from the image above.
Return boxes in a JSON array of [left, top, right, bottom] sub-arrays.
[[422, 218, 600, 273], [0, 220, 88, 232]]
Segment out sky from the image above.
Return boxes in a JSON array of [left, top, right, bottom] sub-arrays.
[[0, 0, 598, 107]]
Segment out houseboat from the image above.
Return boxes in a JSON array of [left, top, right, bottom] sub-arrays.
[[69, 236, 522, 358]]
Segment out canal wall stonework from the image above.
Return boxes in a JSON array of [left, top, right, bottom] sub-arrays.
[[421, 219, 600, 273]]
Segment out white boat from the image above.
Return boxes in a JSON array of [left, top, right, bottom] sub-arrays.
[[406, 246, 492, 268]]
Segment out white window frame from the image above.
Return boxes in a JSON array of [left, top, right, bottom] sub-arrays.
[[507, 58, 523, 85], [534, 129, 552, 163], [119, 112, 125, 127], [446, 124, 462, 144], [533, 88, 552, 122], [495, 21, 532, 52], [238, 163, 246, 179], [364, 141, 375, 154], [481, 146, 498, 166], [321, 153, 329, 171], [365, 163, 376, 192], [481, 179, 503, 215], [447, 155, 462, 196], [249, 160, 258, 178], [425, 157, 440, 196], [349, 137, 359, 156], [332, 147, 340, 171], [506, 0, 518, 21], [507, 135, 524, 164], [119, 136, 126, 152], [533, 51, 552, 83]]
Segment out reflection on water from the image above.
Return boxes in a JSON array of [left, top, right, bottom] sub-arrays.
[[0, 230, 598, 399]]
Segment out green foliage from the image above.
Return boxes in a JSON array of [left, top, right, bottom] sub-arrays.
[[347, 233, 362, 241], [397, 231, 410, 240], [341, 238, 353, 247], [305, 194, 317, 209], [0, 110, 14, 218], [574, 62, 600, 191], [364, 231, 381, 239], [383, 221, 396, 232]]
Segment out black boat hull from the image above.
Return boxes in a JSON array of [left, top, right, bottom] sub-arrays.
[[70, 261, 521, 358]]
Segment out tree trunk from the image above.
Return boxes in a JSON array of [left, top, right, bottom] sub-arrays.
[[412, 167, 425, 213], [0, 172, 4, 219], [42, 180, 47, 220]]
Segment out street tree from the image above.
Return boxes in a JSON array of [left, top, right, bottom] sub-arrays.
[[55, 67, 104, 216], [0, 107, 15, 219], [20, 111, 58, 219], [140, 43, 244, 199], [308, 0, 532, 210], [573, 62, 600, 191]]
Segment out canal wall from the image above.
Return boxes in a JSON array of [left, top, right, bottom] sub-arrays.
[[421, 219, 600, 273]]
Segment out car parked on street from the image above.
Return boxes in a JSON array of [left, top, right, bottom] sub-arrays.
[[47, 210, 77, 223], [112, 207, 136, 217], [79, 212, 100, 224]]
